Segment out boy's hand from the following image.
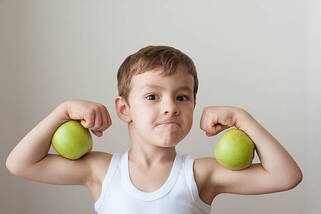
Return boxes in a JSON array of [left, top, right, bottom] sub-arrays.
[[200, 106, 244, 136], [64, 100, 112, 137]]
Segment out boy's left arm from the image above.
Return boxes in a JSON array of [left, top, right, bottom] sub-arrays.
[[199, 106, 303, 196]]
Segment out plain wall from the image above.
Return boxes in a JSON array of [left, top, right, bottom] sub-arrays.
[[1, 0, 320, 213]]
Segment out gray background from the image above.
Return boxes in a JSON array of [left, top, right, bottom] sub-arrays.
[[1, 0, 320, 213]]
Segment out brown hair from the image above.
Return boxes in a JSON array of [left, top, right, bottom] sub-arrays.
[[117, 45, 198, 106]]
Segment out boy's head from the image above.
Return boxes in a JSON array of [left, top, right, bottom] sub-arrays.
[[115, 45, 198, 148], [117, 45, 198, 107]]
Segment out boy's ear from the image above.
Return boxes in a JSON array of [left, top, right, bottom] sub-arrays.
[[115, 96, 132, 123]]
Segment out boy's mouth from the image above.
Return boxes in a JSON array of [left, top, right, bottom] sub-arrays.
[[158, 123, 179, 128], [156, 120, 180, 127]]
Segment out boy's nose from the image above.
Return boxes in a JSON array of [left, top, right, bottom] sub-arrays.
[[163, 100, 179, 116], [164, 110, 178, 115]]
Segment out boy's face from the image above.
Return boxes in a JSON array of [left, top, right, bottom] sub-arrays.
[[126, 66, 195, 148]]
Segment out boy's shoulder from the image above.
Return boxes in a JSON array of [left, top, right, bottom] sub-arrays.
[[193, 157, 220, 178], [192, 157, 221, 201], [193, 156, 259, 196], [82, 151, 113, 185], [192, 156, 253, 203], [85, 151, 113, 182], [84, 151, 113, 201]]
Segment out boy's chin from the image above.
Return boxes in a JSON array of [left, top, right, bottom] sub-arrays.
[[154, 140, 180, 148]]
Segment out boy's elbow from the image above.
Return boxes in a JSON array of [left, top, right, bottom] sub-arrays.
[[6, 157, 22, 176], [282, 169, 303, 191], [6, 166, 19, 176], [6, 159, 15, 175], [292, 170, 303, 187]]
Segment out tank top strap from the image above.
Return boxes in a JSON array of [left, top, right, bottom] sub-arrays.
[[94, 153, 121, 211], [184, 155, 212, 213]]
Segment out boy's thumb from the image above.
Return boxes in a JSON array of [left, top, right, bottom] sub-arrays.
[[81, 120, 87, 128], [92, 130, 103, 137]]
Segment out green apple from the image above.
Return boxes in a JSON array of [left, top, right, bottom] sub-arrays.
[[51, 120, 93, 160], [214, 128, 255, 170]]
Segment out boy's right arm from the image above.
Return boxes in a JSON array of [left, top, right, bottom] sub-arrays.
[[5, 100, 112, 188]]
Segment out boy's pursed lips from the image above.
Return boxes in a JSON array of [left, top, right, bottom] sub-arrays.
[[156, 119, 180, 127]]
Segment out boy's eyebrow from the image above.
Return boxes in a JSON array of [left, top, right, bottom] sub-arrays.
[[142, 84, 193, 93]]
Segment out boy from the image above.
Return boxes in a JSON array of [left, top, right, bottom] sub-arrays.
[[6, 46, 302, 214]]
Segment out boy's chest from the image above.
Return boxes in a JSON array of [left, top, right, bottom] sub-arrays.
[[128, 164, 172, 192], [128, 162, 215, 205]]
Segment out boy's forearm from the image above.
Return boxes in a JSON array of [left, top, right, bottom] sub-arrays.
[[6, 102, 70, 174], [235, 109, 303, 185]]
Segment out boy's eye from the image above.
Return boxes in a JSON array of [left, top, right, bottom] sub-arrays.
[[146, 94, 158, 100], [177, 95, 189, 101]]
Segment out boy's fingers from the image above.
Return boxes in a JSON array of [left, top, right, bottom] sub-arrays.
[[199, 111, 209, 132], [204, 122, 229, 136], [106, 108, 112, 127], [102, 106, 112, 130], [209, 124, 230, 136], [92, 110, 102, 131], [82, 111, 95, 129], [81, 120, 86, 128], [206, 132, 214, 136], [100, 108, 108, 131], [205, 124, 220, 136], [92, 130, 103, 137]]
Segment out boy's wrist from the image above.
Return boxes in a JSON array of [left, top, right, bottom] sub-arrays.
[[233, 107, 252, 129], [55, 101, 71, 121]]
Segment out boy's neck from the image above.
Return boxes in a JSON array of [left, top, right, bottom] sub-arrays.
[[128, 144, 177, 168]]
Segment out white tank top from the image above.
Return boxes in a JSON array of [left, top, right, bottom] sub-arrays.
[[94, 151, 212, 214]]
